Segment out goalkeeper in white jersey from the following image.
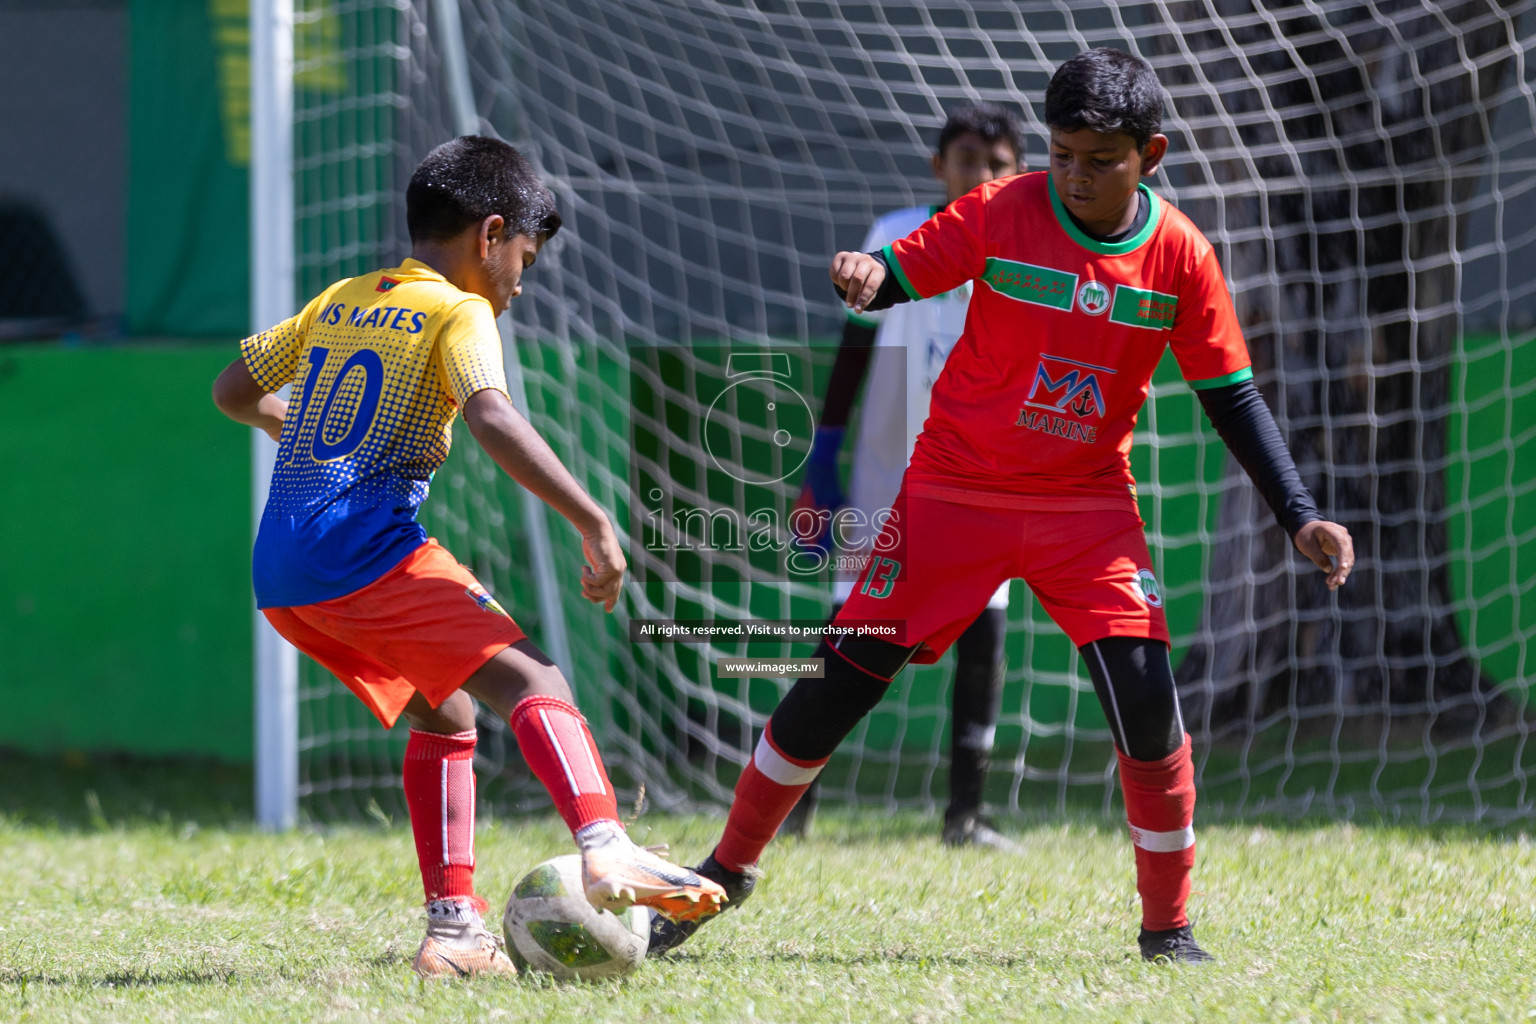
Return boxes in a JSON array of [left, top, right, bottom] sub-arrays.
[[785, 103, 1026, 848]]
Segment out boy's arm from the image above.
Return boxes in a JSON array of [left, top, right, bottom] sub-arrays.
[[436, 298, 623, 609], [462, 388, 625, 612], [833, 188, 989, 313], [218, 301, 318, 440], [1170, 242, 1352, 590], [1197, 379, 1354, 590], [212, 358, 288, 442]]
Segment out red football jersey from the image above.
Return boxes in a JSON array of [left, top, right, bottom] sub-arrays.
[[884, 171, 1252, 512]]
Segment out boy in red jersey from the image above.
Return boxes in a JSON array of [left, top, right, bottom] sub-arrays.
[[653, 49, 1354, 963], [213, 136, 723, 979], [783, 102, 1026, 849]]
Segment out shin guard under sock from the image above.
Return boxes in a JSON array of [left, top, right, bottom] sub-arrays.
[[403, 729, 478, 902], [508, 695, 620, 833], [1117, 734, 1197, 931]]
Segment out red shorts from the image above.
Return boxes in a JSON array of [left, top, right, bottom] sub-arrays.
[[262, 540, 525, 727], [837, 494, 1169, 662]]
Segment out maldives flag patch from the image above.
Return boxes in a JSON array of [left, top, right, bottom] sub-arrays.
[[376, 276, 399, 292]]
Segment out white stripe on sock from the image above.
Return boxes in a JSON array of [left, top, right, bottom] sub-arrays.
[[753, 732, 822, 786], [440, 761, 450, 866], [539, 708, 583, 796], [445, 758, 476, 867], [1129, 823, 1195, 853], [578, 730, 607, 796], [466, 765, 476, 868]]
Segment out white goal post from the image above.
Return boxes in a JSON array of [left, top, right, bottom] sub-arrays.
[[250, 0, 298, 831]]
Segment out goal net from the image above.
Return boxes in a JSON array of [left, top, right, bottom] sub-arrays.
[[288, 0, 1536, 825]]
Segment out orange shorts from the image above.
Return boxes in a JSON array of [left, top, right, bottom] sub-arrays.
[[262, 539, 525, 727], [837, 495, 1169, 661]]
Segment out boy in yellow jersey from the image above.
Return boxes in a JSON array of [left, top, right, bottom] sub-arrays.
[[213, 136, 724, 979]]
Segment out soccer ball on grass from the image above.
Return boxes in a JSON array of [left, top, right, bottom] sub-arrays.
[[503, 854, 651, 980]]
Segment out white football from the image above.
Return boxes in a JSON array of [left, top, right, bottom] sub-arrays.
[[503, 854, 651, 980]]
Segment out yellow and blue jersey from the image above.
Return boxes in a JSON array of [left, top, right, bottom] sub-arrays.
[[241, 258, 508, 608]]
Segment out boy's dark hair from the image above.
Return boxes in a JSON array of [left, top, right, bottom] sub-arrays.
[[1044, 48, 1164, 148], [936, 101, 1026, 160], [406, 135, 562, 243]]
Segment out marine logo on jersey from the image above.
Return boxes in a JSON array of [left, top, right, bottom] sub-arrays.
[[376, 276, 400, 292], [1132, 568, 1163, 607], [1015, 354, 1116, 444], [465, 584, 509, 617], [1076, 279, 1111, 316]]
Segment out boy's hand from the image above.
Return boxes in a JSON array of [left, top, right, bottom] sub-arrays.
[[1294, 520, 1354, 591], [581, 524, 627, 613], [830, 251, 886, 314]]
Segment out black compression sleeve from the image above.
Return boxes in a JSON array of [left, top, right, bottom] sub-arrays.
[[831, 250, 914, 313], [1080, 637, 1183, 761], [819, 319, 877, 428], [768, 638, 919, 761], [1196, 379, 1324, 540]]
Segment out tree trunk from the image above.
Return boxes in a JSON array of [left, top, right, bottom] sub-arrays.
[[1153, 1, 1520, 731]]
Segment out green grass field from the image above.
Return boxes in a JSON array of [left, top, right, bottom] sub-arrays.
[[2, 756, 1535, 1023]]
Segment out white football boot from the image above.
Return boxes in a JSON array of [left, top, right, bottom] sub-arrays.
[[411, 896, 517, 979], [576, 821, 727, 923]]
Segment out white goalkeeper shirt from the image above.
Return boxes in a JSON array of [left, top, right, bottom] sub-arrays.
[[835, 204, 1008, 609]]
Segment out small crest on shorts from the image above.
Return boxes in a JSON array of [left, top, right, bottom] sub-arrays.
[[466, 584, 509, 617], [1133, 568, 1163, 608]]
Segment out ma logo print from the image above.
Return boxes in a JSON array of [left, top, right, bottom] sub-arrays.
[[1015, 355, 1116, 444]]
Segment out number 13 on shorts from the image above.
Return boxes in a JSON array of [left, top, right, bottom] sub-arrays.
[[857, 555, 902, 599]]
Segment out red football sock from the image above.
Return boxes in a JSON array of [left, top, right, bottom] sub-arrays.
[[508, 695, 620, 833], [402, 728, 478, 903], [1117, 734, 1197, 931], [713, 723, 828, 873]]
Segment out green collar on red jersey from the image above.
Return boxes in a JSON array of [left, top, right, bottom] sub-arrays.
[[1049, 182, 1162, 255]]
